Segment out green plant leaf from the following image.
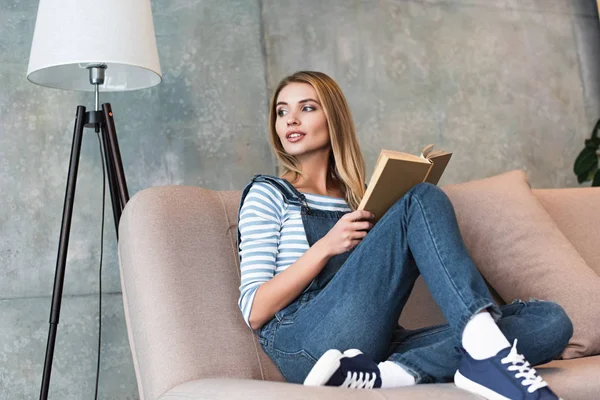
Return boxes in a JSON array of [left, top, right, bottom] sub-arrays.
[[573, 147, 598, 176], [578, 172, 589, 183], [593, 169, 600, 187], [592, 119, 600, 139], [585, 137, 600, 149]]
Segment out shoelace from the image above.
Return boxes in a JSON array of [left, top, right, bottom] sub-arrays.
[[341, 371, 377, 389], [501, 339, 549, 393]]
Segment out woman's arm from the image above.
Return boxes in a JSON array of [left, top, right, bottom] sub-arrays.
[[248, 239, 332, 330], [237, 183, 283, 328], [238, 182, 332, 330]]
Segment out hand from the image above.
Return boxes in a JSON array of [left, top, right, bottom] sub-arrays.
[[320, 210, 375, 257]]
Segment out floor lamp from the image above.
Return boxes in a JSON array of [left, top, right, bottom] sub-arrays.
[[26, 1, 162, 398]]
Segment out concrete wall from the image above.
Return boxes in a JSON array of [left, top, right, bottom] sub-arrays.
[[1, 0, 598, 398]]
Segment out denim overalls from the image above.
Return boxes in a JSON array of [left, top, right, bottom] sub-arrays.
[[238, 174, 353, 322], [237, 174, 573, 384]]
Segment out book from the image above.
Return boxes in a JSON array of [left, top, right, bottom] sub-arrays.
[[357, 144, 452, 222]]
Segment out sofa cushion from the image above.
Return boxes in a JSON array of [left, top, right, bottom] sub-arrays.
[[159, 378, 483, 399], [538, 355, 600, 400], [158, 356, 600, 400], [534, 188, 600, 276], [443, 170, 600, 359]]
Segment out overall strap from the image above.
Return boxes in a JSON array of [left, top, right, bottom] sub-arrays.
[[249, 174, 308, 208], [237, 174, 310, 252]]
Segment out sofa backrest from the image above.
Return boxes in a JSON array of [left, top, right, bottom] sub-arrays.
[[118, 183, 600, 399]]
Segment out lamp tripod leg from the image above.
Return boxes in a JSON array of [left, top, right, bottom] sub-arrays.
[[102, 103, 129, 225], [40, 105, 87, 400], [100, 121, 121, 236]]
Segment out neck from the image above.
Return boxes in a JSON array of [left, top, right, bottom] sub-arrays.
[[289, 149, 339, 196]]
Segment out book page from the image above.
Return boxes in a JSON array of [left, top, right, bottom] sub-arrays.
[[381, 149, 426, 163], [421, 144, 435, 158]]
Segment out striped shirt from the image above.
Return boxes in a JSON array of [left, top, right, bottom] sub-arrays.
[[237, 181, 351, 328]]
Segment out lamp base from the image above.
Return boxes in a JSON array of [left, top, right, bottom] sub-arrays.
[[40, 103, 130, 400]]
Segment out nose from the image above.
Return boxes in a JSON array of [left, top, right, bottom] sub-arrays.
[[286, 115, 299, 126]]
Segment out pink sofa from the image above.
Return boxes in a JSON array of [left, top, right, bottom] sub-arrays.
[[118, 170, 600, 399]]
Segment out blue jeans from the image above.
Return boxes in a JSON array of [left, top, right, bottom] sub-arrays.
[[250, 180, 573, 384]]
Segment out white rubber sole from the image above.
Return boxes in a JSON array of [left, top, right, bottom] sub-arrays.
[[304, 349, 344, 386]]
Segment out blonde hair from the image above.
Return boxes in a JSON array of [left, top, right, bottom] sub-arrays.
[[268, 71, 366, 210]]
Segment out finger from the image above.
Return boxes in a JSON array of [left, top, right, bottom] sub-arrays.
[[350, 230, 368, 240], [351, 221, 373, 231], [344, 210, 373, 221], [354, 210, 375, 221], [342, 211, 361, 221]]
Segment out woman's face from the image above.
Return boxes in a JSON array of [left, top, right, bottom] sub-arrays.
[[274, 82, 330, 158]]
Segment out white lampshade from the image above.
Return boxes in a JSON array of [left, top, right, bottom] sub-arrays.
[[27, 0, 162, 92]]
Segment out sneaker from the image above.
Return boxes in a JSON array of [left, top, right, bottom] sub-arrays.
[[454, 339, 562, 400], [303, 349, 382, 389]]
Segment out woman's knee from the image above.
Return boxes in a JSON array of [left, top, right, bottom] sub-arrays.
[[409, 182, 454, 210], [512, 299, 573, 351], [499, 299, 572, 364], [540, 301, 573, 348], [387, 183, 450, 217], [410, 182, 441, 196], [404, 182, 449, 205]]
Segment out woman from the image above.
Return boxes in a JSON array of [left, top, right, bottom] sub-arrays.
[[237, 71, 572, 399]]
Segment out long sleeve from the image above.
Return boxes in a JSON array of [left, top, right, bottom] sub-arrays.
[[237, 182, 285, 328]]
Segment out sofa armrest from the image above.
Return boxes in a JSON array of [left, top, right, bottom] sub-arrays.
[[118, 186, 280, 400]]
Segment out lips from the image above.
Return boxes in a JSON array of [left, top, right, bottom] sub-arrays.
[[286, 131, 306, 143]]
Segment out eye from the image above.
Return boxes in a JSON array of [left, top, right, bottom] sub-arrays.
[[277, 109, 288, 117], [302, 105, 315, 112]]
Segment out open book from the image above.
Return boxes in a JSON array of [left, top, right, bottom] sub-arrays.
[[357, 144, 452, 222]]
